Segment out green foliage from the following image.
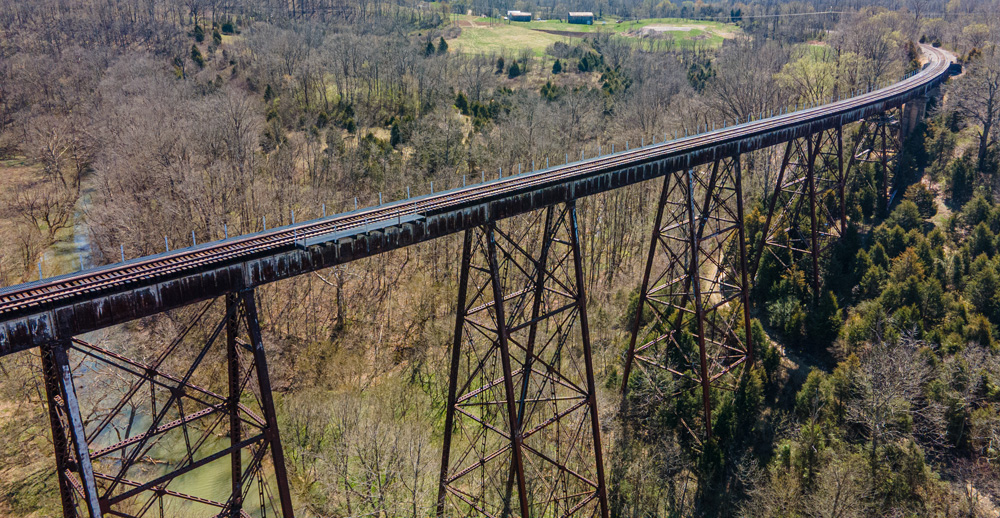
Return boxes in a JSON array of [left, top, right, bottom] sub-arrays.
[[194, 24, 205, 42], [751, 319, 781, 385], [887, 200, 923, 231], [389, 121, 402, 147], [600, 68, 632, 96], [454, 91, 468, 114], [768, 295, 807, 345], [552, 59, 562, 74], [221, 21, 237, 34], [495, 56, 505, 74], [424, 40, 435, 56], [905, 40, 921, 71], [697, 437, 725, 495], [190, 44, 205, 68], [212, 28, 223, 46], [437, 36, 448, 54], [686, 59, 714, 92], [899, 121, 930, 181], [965, 255, 1000, 323], [852, 248, 873, 286], [454, 92, 508, 129], [507, 61, 521, 78], [808, 291, 841, 347], [577, 52, 603, 73], [904, 183, 937, 219], [950, 152, 977, 207], [969, 222, 995, 258], [960, 194, 992, 228], [540, 80, 563, 101]]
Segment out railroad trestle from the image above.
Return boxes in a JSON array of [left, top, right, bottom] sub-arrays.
[[0, 46, 954, 518]]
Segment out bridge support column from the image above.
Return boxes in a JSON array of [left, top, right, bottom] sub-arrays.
[[844, 111, 901, 213], [621, 157, 754, 439], [901, 95, 928, 139], [42, 292, 294, 518], [750, 125, 855, 301], [41, 340, 104, 517], [438, 202, 609, 518]]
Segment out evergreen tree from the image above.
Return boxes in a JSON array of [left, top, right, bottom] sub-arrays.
[[191, 44, 205, 68], [809, 291, 842, 347], [437, 37, 448, 54], [425, 40, 435, 56], [540, 80, 563, 101], [966, 260, 1000, 323], [264, 84, 275, 102], [904, 183, 937, 218], [212, 28, 223, 45], [390, 120, 402, 147], [496, 56, 505, 74], [951, 154, 976, 206], [552, 59, 562, 74], [194, 24, 205, 42], [507, 61, 521, 78], [455, 92, 469, 115]]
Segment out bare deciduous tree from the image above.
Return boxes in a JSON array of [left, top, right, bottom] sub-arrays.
[[949, 42, 1000, 166]]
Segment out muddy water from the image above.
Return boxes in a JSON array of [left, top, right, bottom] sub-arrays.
[[75, 341, 280, 516]]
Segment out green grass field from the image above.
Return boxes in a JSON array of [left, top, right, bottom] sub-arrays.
[[449, 15, 737, 55], [449, 20, 579, 56]]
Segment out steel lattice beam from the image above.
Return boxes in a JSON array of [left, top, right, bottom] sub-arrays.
[[620, 157, 753, 438], [43, 291, 293, 518], [438, 203, 609, 518]]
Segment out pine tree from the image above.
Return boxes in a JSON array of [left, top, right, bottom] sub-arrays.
[[390, 121, 402, 147], [212, 28, 223, 46], [264, 84, 274, 102], [454, 92, 469, 115], [507, 61, 521, 79], [552, 59, 562, 74], [425, 40, 435, 56], [194, 24, 205, 42], [809, 291, 841, 347], [191, 44, 205, 68], [496, 56, 505, 74], [437, 37, 448, 54]]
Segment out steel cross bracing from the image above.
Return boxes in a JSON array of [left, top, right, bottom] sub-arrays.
[[41, 291, 293, 518], [0, 46, 954, 518], [619, 113, 904, 438], [620, 157, 753, 438], [0, 46, 954, 357], [753, 126, 849, 295], [437, 203, 609, 518]]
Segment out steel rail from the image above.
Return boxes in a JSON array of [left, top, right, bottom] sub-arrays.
[[0, 45, 955, 352]]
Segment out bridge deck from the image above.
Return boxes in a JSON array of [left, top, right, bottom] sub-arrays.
[[0, 45, 956, 355]]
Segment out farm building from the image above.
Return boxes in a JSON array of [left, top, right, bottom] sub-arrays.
[[567, 11, 594, 24], [507, 10, 532, 21]]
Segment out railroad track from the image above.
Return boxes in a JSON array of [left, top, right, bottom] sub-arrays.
[[0, 45, 954, 320]]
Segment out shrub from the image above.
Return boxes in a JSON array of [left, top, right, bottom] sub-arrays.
[[507, 61, 521, 79], [191, 44, 205, 68]]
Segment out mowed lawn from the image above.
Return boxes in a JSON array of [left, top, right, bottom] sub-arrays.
[[449, 16, 737, 55], [449, 20, 581, 56]]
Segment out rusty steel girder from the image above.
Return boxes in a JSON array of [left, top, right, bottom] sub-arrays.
[[0, 57, 949, 357], [42, 290, 293, 518], [619, 113, 905, 440], [620, 157, 753, 438], [437, 203, 609, 518]]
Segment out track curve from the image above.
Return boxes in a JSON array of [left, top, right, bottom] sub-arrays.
[[0, 44, 956, 354]]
